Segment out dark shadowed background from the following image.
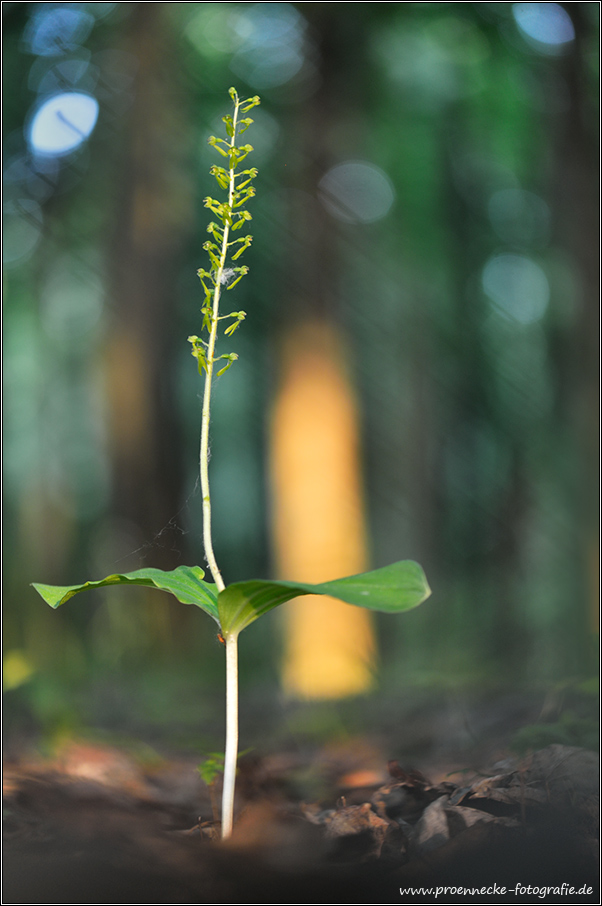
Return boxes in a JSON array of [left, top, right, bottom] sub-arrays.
[[3, 2, 598, 766]]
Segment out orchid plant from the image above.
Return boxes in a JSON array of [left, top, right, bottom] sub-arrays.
[[32, 88, 431, 839]]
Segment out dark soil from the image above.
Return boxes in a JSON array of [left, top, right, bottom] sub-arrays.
[[3, 742, 599, 904]]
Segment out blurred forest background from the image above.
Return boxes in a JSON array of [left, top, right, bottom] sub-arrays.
[[3, 3, 599, 761]]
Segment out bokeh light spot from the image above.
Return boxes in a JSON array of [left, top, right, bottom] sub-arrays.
[[3, 650, 35, 691], [373, 16, 489, 108], [33, 57, 97, 96], [23, 6, 95, 57], [3, 200, 43, 266], [512, 3, 575, 54], [28, 92, 99, 157], [185, 2, 308, 89], [230, 2, 306, 88], [185, 3, 245, 56], [41, 256, 105, 342], [482, 254, 550, 324], [488, 188, 551, 247], [236, 108, 280, 162], [318, 161, 395, 224], [4, 154, 60, 203], [185, 3, 308, 89]]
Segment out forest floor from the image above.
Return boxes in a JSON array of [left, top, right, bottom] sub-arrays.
[[3, 716, 599, 905]]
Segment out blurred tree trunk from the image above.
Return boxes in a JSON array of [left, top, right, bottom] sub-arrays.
[[271, 322, 375, 698], [104, 3, 190, 571], [554, 5, 599, 637], [271, 7, 377, 698]]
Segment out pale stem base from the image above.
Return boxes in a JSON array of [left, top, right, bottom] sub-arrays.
[[221, 632, 239, 838]]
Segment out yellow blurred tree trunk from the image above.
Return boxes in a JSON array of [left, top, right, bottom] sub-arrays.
[[270, 321, 376, 698]]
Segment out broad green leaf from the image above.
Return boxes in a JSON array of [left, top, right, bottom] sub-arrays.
[[218, 560, 430, 638], [32, 566, 219, 623]]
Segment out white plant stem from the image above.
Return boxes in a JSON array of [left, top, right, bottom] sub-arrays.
[[199, 100, 239, 596], [198, 93, 243, 839], [199, 323, 226, 593], [221, 632, 239, 838]]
